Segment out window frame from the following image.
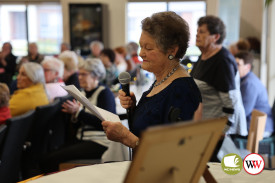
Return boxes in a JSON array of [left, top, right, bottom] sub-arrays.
[[0, 1, 63, 56]]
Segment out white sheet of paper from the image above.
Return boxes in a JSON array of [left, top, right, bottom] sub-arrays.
[[62, 85, 120, 122]]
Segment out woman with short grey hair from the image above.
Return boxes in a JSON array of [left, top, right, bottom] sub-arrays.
[[22, 62, 45, 84], [41, 57, 67, 102], [88, 41, 104, 58], [78, 58, 106, 81], [41, 57, 64, 82], [9, 62, 49, 116], [42, 58, 116, 173]]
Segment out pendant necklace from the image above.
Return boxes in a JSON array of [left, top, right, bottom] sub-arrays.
[[153, 64, 180, 88]]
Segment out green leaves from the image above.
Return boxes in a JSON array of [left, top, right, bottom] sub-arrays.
[[265, 0, 273, 7]]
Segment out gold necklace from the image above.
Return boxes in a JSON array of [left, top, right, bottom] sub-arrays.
[[153, 65, 179, 88]]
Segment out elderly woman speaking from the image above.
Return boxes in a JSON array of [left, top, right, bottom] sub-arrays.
[[9, 62, 49, 117], [102, 11, 202, 149]]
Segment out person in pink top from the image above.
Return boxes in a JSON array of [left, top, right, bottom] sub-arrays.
[[41, 57, 68, 102]]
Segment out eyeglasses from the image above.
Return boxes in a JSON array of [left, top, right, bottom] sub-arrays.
[[78, 72, 91, 77], [44, 68, 56, 72]]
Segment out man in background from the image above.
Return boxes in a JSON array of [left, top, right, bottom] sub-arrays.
[[235, 51, 274, 137]]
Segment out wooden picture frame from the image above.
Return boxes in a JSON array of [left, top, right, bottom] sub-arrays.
[[124, 117, 227, 183]]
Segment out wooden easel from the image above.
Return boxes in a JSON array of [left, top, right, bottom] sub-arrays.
[[203, 167, 217, 183]]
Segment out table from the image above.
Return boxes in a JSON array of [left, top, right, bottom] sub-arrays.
[[29, 162, 275, 183]]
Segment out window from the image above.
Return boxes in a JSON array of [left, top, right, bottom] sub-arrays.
[[127, 2, 166, 43], [0, 3, 63, 56], [127, 1, 206, 57], [0, 5, 27, 56], [11, 12, 26, 39], [218, 0, 241, 47]]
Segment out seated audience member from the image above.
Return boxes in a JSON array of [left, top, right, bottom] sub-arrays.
[[42, 58, 116, 173], [21, 42, 44, 64], [0, 83, 11, 125], [0, 42, 17, 86], [88, 40, 104, 58], [58, 42, 84, 67], [246, 36, 261, 54], [125, 42, 141, 75], [53, 42, 71, 58], [58, 50, 80, 89], [9, 62, 49, 117], [99, 48, 118, 87], [114, 46, 128, 73], [41, 57, 68, 102], [102, 12, 202, 149], [229, 38, 250, 56], [235, 51, 274, 137], [126, 42, 142, 64], [60, 42, 71, 53], [76, 53, 85, 68]]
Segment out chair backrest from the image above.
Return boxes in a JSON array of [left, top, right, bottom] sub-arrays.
[[54, 94, 74, 104], [0, 124, 7, 157], [28, 99, 62, 155], [272, 98, 275, 124], [52, 94, 76, 145], [246, 109, 267, 153], [0, 110, 35, 183], [22, 99, 71, 179]]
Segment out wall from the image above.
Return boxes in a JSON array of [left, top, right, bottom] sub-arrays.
[[240, 0, 264, 40], [60, 0, 127, 49], [206, 0, 263, 42], [239, 0, 264, 79], [267, 1, 275, 104], [206, 0, 219, 15]]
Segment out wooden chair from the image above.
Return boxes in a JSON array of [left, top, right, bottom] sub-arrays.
[[234, 109, 274, 167], [254, 98, 275, 168], [246, 109, 267, 153]]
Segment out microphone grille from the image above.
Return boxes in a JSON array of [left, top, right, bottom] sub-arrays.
[[118, 72, 131, 85]]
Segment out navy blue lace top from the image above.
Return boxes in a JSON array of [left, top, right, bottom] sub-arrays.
[[132, 77, 202, 137]]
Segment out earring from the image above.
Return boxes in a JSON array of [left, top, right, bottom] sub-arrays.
[[168, 55, 174, 60]]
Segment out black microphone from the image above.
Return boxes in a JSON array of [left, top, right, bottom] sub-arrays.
[[118, 72, 131, 97], [118, 72, 132, 130]]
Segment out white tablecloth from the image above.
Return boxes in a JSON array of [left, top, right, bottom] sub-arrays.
[[29, 162, 275, 183], [30, 161, 131, 183]]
